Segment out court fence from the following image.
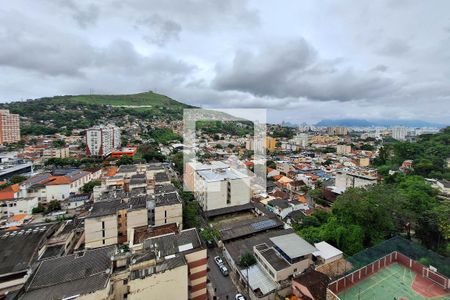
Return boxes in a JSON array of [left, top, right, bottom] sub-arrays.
[[328, 251, 450, 294]]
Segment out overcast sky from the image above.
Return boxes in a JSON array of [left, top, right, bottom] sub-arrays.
[[1, 0, 449, 124]]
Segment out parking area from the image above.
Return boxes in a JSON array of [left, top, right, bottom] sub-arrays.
[[208, 247, 239, 300]]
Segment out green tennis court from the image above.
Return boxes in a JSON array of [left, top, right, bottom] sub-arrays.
[[338, 263, 450, 300]]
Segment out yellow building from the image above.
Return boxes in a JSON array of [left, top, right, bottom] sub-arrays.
[[266, 137, 277, 152]]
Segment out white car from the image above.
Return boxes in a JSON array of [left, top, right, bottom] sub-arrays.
[[219, 264, 229, 276], [214, 256, 224, 266], [235, 294, 246, 300]]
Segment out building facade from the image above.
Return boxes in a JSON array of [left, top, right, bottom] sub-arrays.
[[85, 124, 121, 157], [0, 110, 20, 144]]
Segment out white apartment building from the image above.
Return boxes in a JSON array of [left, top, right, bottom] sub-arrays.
[[85, 124, 121, 157], [0, 197, 38, 218], [0, 110, 20, 144], [193, 166, 250, 212], [392, 126, 408, 141]]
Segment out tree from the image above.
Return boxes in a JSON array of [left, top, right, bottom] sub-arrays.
[[52, 139, 66, 148], [10, 175, 27, 184], [116, 155, 134, 166], [183, 200, 201, 229], [82, 180, 101, 193], [47, 200, 61, 213], [239, 252, 257, 268]]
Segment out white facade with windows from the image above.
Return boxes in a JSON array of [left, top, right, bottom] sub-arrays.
[[86, 124, 121, 157], [194, 167, 250, 211]]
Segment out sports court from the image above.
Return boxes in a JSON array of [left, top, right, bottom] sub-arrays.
[[338, 263, 450, 300]]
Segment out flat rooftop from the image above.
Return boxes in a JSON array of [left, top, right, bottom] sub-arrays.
[[197, 168, 248, 182], [270, 233, 317, 259]]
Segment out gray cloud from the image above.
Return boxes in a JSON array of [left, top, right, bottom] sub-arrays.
[[378, 38, 411, 56], [137, 14, 182, 46], [0, 0, 449, 124], [213, 39, 397, 101]]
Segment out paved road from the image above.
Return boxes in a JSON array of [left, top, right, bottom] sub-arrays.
[[208, 247, 239, 300]]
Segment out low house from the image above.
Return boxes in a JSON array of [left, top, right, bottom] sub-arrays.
[[292, 269, 330, 300], [313, 241, 343, 265]]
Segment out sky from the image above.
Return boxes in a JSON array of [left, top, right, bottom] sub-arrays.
[[1, 0, 449, 124]]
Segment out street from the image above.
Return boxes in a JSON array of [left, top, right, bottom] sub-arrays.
[[208, 247, 239, 300]]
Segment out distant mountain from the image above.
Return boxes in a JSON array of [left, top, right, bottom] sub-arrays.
[[315, 118, 447, 128]]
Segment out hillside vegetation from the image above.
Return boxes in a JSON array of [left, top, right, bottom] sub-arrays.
[[0, 91, 193, 136]]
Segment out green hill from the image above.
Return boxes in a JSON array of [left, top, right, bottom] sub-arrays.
[[0, 91, 194, 136]]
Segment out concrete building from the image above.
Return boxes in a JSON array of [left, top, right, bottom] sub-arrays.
[[0, 110, 20, 144], [313, 241, 343, 265], [151, 184, 183, 228], [84, 197, 148, 249], [224, 228, 317, 299], [0, 196, 38, 218], [292, 133, 309, 148], [266, 137, 277, 152], [18, 169, 101, 202], [335, 171, 377, 191], [392, 126, 408, 141], [85, 124, 121, 157], [194, 167, 250, 213], [18, 228, 207, 300], [42, 147, 70, 160], [336, 145, 351, 155], [327, 127, 348, 136]]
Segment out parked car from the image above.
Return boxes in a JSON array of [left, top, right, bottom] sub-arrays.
[[219, 264, 229, 276], [214, 256, 224, 266], [235, 294, 246, 300]]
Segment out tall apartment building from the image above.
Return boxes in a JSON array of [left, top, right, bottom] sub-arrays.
[[85, 124, 121, 157], [392, 126, 408, 141], [0, 110, 20, 144]]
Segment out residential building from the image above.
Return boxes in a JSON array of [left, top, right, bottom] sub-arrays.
[[292, 269, 330, 300], [313, 241, 343, 265], [292, 133, 309, 148], [0, 194, 38, 218], [0, 224, 56, 295], [0, 109, 20, 144], [42, 147, 70, 160], [335, 171, 377, 191], [336, 145, 351, 155], [19, 169, 101, 202], [19, 246, 116, 300], [392, 126, 408, 141], [84, 197, 148, 249], [266, 137, 277, 152], [85, 124, 121, 157], [194, 167, 250, 213], [223, 228, 317, 299], [151, 184, 183, 228], [142, 229, 207, 300], [327, 127, 348, 136]]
